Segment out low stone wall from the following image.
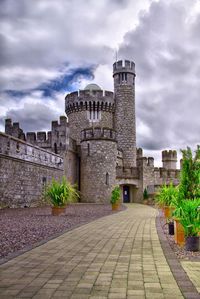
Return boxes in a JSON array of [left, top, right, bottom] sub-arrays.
[[0, 133, 64, 207]]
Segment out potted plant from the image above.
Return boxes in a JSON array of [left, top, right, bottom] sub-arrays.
[[45, 176, 78, 216], [110, 186, 121, 211], [172, 146, 200, 247], [174, 199, 200, 251], [155, 183, 178, 218], [143, 188, 149, 205]]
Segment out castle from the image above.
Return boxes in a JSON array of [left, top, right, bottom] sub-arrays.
[[0, 60, 180, 207]]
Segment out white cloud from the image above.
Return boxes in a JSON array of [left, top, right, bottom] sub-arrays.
[[0, 0, 200, 167]]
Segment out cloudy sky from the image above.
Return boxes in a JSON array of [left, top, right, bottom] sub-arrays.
[[0, 0, 200, 166]]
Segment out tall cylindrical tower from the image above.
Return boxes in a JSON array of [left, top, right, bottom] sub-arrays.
[[113, 60, 136, 167]]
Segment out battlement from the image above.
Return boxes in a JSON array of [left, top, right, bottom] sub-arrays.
[[162, 150, 177, 161], [137, 148, 143, 159], [137, 156, 154, 167], [52, 115, 68, 130], [116, 166, 139, 179], [162, 150, 177, 169], [65, 90, 114, 115], [5, 118, 25, 140], [81, 127, 116, 142], [0, 132, 63, 169], [113, 60, 135, 75]]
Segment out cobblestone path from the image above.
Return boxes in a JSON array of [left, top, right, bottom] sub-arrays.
[[0, 204, 184, 298]]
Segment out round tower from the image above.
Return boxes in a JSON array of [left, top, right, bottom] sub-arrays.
[[65, 84, 115, 144], [162, 150, 177, 169], [80, 127, 117, 203], [113, 60, 136, 167]]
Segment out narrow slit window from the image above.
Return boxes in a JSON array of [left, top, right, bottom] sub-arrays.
[[54, 143, 57, 154], [106, 172, 109, 185]]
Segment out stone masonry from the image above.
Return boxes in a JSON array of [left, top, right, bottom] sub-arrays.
[[0, 59, 180, 206]]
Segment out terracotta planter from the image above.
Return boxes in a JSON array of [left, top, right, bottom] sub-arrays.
[[112, 202, 120, 211], [163, 206, 170, 218], [174, 218, 185, 247], [52, 206, 66, 216], [163, 206, 175, 218], [185, 236, 199, 252]]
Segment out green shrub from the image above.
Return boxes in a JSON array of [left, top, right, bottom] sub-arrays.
[[143, 188, 148, 200], [110, 186, 121, 204], [45, 177, 79, 207], [155, 182, 178, 207], [173, 199, 200, 236], [179, 146, 200, 200]]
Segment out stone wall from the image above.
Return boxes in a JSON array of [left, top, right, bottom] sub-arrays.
[[0, 133, 63, 207], [5, 116, 69, 156], [80, 137, 117, 203], [64, 138, 78, 185], [67, 110, 113, 144]]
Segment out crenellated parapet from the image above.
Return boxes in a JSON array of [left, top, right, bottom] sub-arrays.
[[113, 60, 135, 76], [5, 119, 25, 141], [65, 90, 114, 115], [162, 150, 177, 169], [116, 166, 139, 179], [81, 127, 116, 142], [137, 156, 154, 167], [0, 132, 63, 169]]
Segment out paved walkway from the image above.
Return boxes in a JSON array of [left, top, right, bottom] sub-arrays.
[[181, 261, 200, 294], [0, 204, 184, 299]]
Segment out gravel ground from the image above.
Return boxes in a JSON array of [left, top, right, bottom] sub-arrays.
[[159, 211, 200, 260], [0, 204, 125, 260]]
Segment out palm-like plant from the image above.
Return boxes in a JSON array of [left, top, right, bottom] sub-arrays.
[[155, 182, 178, 207], [45, 177, 78, 207], [173, 199, 200, 236]]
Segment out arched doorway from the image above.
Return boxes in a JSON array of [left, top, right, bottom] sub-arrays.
[[123, 185, 130, 203]]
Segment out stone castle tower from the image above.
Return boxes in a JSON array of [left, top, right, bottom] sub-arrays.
[[0, 59, 180, 207], [113, 60, 136, 167]]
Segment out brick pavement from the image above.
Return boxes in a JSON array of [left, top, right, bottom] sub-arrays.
[[0, 204, 184, 298], [181, 262, 200, 294]]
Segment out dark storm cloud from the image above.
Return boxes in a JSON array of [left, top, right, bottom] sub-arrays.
[[2, 102, 59, 132], [119, 0, 200, 151]]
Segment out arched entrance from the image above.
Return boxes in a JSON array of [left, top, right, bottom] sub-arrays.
[[123, 185, 130, 203]]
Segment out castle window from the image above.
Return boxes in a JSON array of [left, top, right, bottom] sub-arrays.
[[7, 141, 10, 150], [88, 109, 101, 122], [16, 143, 20, 152], [54, 143, 58, 154], [87, 143, 90, 156], [106, 172, 109, 185]]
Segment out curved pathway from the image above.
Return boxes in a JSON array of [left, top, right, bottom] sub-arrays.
[[0, 204, 184, 298]]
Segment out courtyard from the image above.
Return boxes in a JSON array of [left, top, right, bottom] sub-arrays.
[[0, 204, 199, 299]]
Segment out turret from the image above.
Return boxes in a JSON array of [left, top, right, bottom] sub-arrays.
[[65, 84, 114, 144], [113, 60, 136, 167], [80, 127, 117, 203], [162, 150, 177, 170]]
